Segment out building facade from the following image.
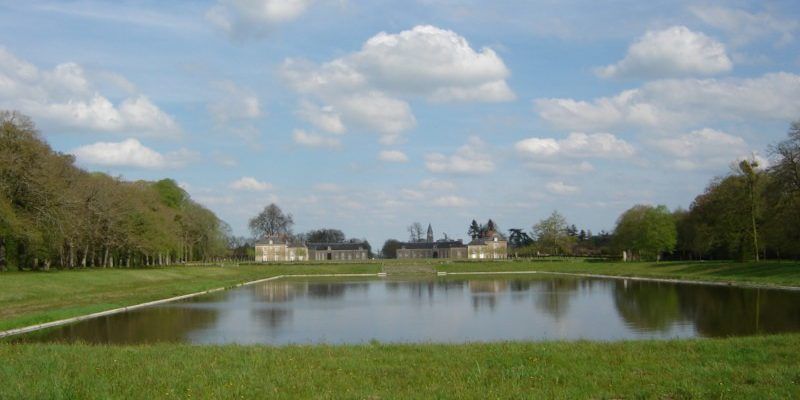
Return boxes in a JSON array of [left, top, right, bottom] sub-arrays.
[[396, 224, 468, 259], [467, 234, 508, 259], [307, 242, 369, 261], [254, 236, 308, 262]]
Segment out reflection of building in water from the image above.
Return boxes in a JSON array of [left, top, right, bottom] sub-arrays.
[[253, 281, 299, 302], [468, 280, 509, 294]]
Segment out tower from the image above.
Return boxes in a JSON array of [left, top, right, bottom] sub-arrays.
[[426, 223, 434, 243]]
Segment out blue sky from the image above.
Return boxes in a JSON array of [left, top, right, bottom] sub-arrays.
[[1, 0, 798, 246]]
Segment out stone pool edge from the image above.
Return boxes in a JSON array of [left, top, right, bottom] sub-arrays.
[[2, 269, 797, 339]]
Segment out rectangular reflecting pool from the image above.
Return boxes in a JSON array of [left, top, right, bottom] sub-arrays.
[[12, 274, 800, 344]]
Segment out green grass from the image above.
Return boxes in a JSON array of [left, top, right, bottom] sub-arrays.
[[437, 259, 800, 287], [1, 335, 798, 399], [0, 263, 379, 331]]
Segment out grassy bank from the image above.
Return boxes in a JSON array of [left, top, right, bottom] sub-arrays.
[[438, 259, 800, 287], [0, 335, 798, 399], [0, 263, 380, 331]]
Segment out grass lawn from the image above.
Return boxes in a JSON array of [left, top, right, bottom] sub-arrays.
[[438, 259, 800, 287], [0, 335, 798, 399]]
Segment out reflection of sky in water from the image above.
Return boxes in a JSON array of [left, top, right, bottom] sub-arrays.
[[16, 276, 800, 345]]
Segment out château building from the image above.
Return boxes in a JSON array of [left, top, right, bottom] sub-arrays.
[[396, 224, 468, 259], [254, 236, 369, 262]]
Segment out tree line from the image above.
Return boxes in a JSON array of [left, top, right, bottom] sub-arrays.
[[0, 111, 229, 271]]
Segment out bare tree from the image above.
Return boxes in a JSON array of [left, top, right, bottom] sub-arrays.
[[407, 222, 424, 242], [249, 203, 294, 239]]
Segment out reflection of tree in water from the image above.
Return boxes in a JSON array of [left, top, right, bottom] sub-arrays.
[[19, 306, 220, 345], [534, 279, 580, 320], [613, 281, 800, 337], [675, 285, 800, 337], [252, 308, 291, 330], [306, 282, 368, 299], [613, 280, 684, 332]]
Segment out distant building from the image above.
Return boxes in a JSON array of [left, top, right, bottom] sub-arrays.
[[396, 240, 468, 259], [254, 236, 308, 262], [396, 224, 468, 259], [307, 242, 369, 261], [467, 233, 508, 259]]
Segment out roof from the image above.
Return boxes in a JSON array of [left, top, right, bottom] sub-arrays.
[[399, 240, 465, 249], [255, 235, 304, 247], [307, 242, 367, 251]]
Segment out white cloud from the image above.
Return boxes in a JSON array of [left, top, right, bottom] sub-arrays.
[[535, 72, 800, 132], [229, 176, 273, 191], [292, 129, 341, 149], [208, 80, 261, 123], [419, 178, 456, 190], [432, 195, 470, 207], [546, 181, 580, 195], [652, 128, 751, 171], [206, 0, 311, 39], [378, 150, 408, 163], [280, 25, 513, 143], [296, 100, 345, 134], [425, 136, 495, 175], [71, 138, 195, 168], [0, 47, 180, 137], [690, 6, 798, 46], [597, 26, 731, 79], [515, 132, 635, 159], [524, 161, 595, 175]]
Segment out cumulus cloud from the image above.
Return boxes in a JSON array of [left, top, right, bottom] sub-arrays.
[[229, 176, 273, 191], [535, 72, 800, 132], [378, 150, 408, 163], [208, 80, 261, 123], [296, 100, 345, 134], [515, 132, 635, 159], [651, 128, 751, 171], [546, 181, 580, 195], [71, 138, 195, 168], [206, 0, 311, 39], [292, 129, 341, 149], [419, 178, 456, 191], [690, 5, 798, 46], [281, 25, 513, 143], [597, 26, 732, 79], [0, 47, 180, 137], [432, 195, 470, 207], [425, 136, 495, 175]]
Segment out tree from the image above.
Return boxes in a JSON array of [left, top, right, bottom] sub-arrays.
[[468, 220, 481, 239], [769, 120, 800, 194], [738, 158, 761, 262], [249, 204, 294, 239], [381, 239, 402, 259], [305, 228, 345, 243], [507, 228, 533, 248], [613, 205, 677, 261], [407, 222, 424, 242], [532, 211, 574, 256]]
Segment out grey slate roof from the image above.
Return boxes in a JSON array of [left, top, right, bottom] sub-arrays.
[[307, 242, 366, 251], [399, 240, 465, 249]]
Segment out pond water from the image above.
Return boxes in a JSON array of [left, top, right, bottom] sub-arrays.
[[13, 275, 800, 344]]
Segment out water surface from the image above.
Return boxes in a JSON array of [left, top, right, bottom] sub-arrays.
[[15, 275, 800, 344]]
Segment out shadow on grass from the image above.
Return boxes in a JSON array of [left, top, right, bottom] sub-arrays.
[[667, 261, 800, 279]]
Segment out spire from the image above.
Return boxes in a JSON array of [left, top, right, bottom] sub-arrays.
[[426, 223, 434, 243]]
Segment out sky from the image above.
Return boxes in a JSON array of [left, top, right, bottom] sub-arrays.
[[1, 0, 798, 247]]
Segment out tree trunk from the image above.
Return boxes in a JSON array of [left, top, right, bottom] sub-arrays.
[[81, 245, 88, 268], [0, 237, 6, 272], [103, 246, 109, 268]]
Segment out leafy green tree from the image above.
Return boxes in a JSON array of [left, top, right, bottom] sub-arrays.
[[380, 239, 401, 259], [613, 205, 677, 261], [532, 211, 574, 256], [305, 229, 346, 243], [468, 220, 481, 239]]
